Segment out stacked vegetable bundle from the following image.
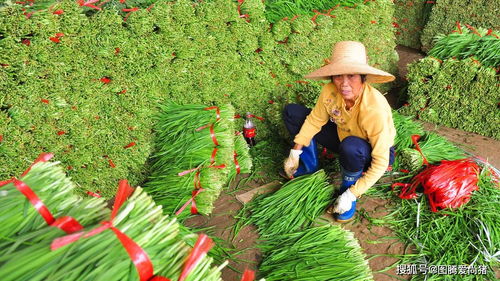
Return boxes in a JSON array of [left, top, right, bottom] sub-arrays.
[[392, 0, 431, 49], [420, 0, 499, 52], [0, 155, 109, 254], [398, 133, 465, 171], [388, 108, 499, 280], [0, 186, 224, 281], [258, 225, 373, 281], [429, 25, 500, 68], [400, 24, 500, 140], [391, 110, 465, 172], [0, 156, 225, 281], [261, 0, 367, 23], [144, 103, 236, 218]]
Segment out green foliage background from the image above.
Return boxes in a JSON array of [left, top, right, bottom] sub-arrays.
[[420, 0, 500, 52], [0, 0, 397, 196], [400, 57, 500, 139]]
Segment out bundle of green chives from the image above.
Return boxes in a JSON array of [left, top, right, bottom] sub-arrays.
[[246, 170, 332, 238], [429, 26, 500, 68], [389, 169, 499, 281], [0, 161, 109, 243], [144, 103, 235, 217], [0, 187, 225, 281], [227, 133, 253, 183], [263, 0, 366, 23], [392, 110, 424, 151], [258, 225, 373, 281], [398, 132, 466, 171]]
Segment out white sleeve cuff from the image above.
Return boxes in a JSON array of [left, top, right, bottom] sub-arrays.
[[290, 149, 303, 159]]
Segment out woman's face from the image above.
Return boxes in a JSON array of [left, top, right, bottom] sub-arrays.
[[332, 74, 364, 103]]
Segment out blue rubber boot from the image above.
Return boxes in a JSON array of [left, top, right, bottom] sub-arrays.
[[293, 139, 319, 177], [335, 168, 363, 222]]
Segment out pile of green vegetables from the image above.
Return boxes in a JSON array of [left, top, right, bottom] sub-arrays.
[[0, 0, 397, 196], [236, 171, 373, 279], [258, 225, 373, 280], [0, 161, 109, 251], [0, 160, 225, 281], [400, 55, 499, 139], [397, 132, 465, 171], [392, 0, 430, 49], [227, 133, 253, 183], [429, 25, 500, 68], [420, 0, 499, 52], [369, 109, 500, 281], [261, 0, 367, 23]]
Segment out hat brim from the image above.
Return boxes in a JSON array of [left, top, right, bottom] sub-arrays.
[[304, 62, 395, 84]]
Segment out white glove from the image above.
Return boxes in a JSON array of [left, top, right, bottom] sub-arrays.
[[333, 189, 357, 214], [283, 149, 302, 178]]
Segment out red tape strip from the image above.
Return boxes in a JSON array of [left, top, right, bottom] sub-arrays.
[[247, 114, 264, 121], [51, 180, 168, 281], [233, 151, 241, 174], [21, 152, 54, 177], [195, 123, 219, 146], [210, 148, 218, 164], [391, 182, 417, 199], [175, 188, 204, 216], [411, 135, 429, 166], [110, 226, 153, 280], [175, 165, 226, 216], [209, 124, 219, 146], [204, 106, 220, 121], [13, 179, 55, 225], [241, 269, 255, 281], [179, 234, 214, 281]]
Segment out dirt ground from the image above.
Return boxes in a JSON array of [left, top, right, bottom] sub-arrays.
[[184, 45, 500, 281]]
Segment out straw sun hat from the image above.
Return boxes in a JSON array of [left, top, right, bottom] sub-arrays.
[[304, 41, 395, 84]]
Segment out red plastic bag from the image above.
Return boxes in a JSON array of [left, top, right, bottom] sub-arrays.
[[394, 159, 480, 212]]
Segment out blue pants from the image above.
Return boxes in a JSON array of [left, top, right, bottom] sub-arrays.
[[283, 104, 394, 172]]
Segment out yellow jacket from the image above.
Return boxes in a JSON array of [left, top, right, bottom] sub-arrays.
[[294, 82, 396, 197]]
